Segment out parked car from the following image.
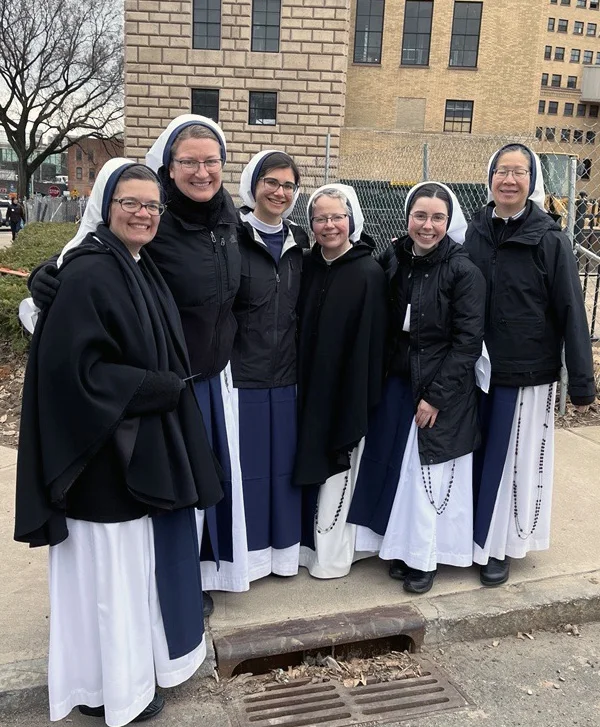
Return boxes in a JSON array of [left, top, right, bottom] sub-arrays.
[[0, 197, 9, 227]]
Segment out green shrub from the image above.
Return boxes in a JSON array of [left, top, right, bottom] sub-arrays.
[[0, 223, 76, 353]]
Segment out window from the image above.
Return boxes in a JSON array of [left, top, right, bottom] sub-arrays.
[[545, 45, 553, 59], [536, 126, 544, 140], [560, 0, 570, 4], [249, 91, 277, 125], [586, 130, 596, 143], [548, 17, 555, 30], [546, 127, 556, 140], [565, 102, 575, 114], [555, 46, 565, 60], [401, 1, 433, 66], [561, 128, 571, 141], [539, 99, 547, 113], [596, 51, 600, 63], [549, 101, 559, 113], [591, 0, 599, 8], [574, 129, 584, 142], [571, 48, 581, 61], [449, 2, 482, 67], [252, 0, 281, 52], [551, 73, 562, 86], [587, 22, 597, 35], [567, 75, 577, 87], [443, 99, 474, 132], [88, 169, 95, 181], [191, 89, 219, 122], [583, 49, 594, 62], [354, 0, 384, 63], [75, 148, 82, 161], [577, 102, 587, 115], [87, 151, 94, 163], [193, 0, 221, 49], [542, 73, 549, 85], [581, 158, 592, 179], [558, 18, 568, 31], [574, 20, 584, 33], [577, 0, 586, 6], [590, 104, 599, 117], [550, 0, 558, 3], [76, 167, 82, 180]]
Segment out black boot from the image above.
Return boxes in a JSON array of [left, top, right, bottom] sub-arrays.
[[79, 692, 165, 722], [203, 590, 214, 617], [388, 559, 410, 580], [480, 557, 510, 587], [403, 568, 437, 594]]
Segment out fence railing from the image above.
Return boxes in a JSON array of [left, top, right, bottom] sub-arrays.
[[24, 196, 85, 224]]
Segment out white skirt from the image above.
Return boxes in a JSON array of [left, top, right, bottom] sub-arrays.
[[48, 517, 206, 727], [355, 422, 474, 572], [473, 383, 557, 565], [299, 439, 375, 579]]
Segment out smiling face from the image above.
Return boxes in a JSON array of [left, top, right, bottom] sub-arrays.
[[254, 166, 296, 225], [169, 137, 222, 203], [108, 179, 161, 255], [407, 195, 449, 256], [311, 194, 352, 260], [490, 149, 531, 218]]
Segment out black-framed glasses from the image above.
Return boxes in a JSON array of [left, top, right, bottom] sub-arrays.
[[112, 198, 166, 216], [409, 212, 448, 225], [261, 177, 298, 195], [493, 168, 530, 179], [172, 158, 223, 173], [311, 213, 349, 225]]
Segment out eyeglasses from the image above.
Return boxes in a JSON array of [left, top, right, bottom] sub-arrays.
[[311, 214, 349, 225], [172, 158, 223, 173], [261, 177, 298, 195], [409, 212, 448, 225], [112, 198, 166, 216], [493, 168, 530, 179]]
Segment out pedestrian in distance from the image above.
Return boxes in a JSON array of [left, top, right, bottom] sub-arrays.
[[14, 159, 223, 726], [294, 183, 388, 579], [348, 182, 487, 595], [465, 143, 596, 587], [6, 193, 25, 240]]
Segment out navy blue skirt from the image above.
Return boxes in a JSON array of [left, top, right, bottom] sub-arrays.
[[238, 385, 301, 550], [347, 376, 414, 535], [472, 384, 519, 548], [194, 376, 234, 564]]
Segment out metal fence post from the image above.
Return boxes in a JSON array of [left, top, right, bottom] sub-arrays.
[[566, 155, 578, 248], [422, 143, 429, 182], [324, 133, 331, 185]]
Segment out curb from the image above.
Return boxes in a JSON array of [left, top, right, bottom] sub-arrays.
[[2, 570, 599, 718]]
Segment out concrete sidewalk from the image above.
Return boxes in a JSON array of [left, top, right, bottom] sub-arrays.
[[1, 428, 599, 717]]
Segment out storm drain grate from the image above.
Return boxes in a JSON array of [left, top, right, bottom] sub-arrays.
[[226, 657, 469, 727]]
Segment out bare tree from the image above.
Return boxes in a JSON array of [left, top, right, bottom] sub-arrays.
[[0, 0, 123, 198]]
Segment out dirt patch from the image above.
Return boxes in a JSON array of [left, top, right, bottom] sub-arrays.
[[0, 343, 25, 449]]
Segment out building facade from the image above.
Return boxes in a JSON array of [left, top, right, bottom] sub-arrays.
[[67, 137, 125, 196], [124, 0, 599, 188]]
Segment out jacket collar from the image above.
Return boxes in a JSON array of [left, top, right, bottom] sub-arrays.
[[472, 201, 560, 247], [169, 188, 238, 232]]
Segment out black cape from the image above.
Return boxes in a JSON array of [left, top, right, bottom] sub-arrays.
[[15, 225, 223, 547], [293, 236, 388, 487]]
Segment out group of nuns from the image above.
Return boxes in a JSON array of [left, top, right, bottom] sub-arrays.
[[14, 113, 595, 726]]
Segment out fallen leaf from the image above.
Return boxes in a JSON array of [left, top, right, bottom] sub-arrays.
[[492, 640, 500, 647]]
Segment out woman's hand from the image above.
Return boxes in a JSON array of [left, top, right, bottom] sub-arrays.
[[415, 399, 439, 429]]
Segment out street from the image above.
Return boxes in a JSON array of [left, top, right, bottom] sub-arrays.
[[0, 227, 13, 250]]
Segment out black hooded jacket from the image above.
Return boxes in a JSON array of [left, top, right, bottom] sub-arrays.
[[293, 236, 388, 486], [231, 212, 309, 388], [465, 201, 596, 404], [380, 235, 486, 465]]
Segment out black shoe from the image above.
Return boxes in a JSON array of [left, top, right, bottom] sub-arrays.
[[403, 568, 437, 594], [480, 557, 510, 587], [79, 693, 164, 723], [389, 559, 410, 580], [203, 590, 214, 618]]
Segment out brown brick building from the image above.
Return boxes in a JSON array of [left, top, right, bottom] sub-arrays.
[[67, 137, 125, 196], [124, 0, 600, 188]]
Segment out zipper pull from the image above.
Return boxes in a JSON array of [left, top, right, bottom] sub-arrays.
[[275, 273, 280, 288], [220, 236, 225, 247], [210, 231, 217, 250]]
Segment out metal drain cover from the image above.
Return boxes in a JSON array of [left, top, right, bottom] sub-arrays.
[[226, 656, 469, 727]]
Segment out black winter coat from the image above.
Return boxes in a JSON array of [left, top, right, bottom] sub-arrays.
[[380, 235, 486, 465], [465, 202, 596, 404], [231, 213, 309, 388], [145, 190, 241, 380], [294, 237, 388, 487]]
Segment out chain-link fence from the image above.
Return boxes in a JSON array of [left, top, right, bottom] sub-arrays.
[[24, 196, 85, 224]]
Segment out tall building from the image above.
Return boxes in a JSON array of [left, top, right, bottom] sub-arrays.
[[124, 0, 599, 189]]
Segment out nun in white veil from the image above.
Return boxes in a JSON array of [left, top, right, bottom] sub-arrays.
[[348, 182, 487, 595]]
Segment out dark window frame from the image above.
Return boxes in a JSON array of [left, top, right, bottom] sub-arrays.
[[193, 0, 221, 50], [248, 91, 277, 125], [557, 18, 568, 31], [565, 102, 575, 115], [191, 88, 220, 122], [587, 22, 597, 35], [561, 128, 571, 141], [555, 46, 565, 59], [546, 127, 556, 140], [583, 49, 594, 63], [586, 130, 596, 143], [401, 0, 433, 66], [449, 1, 483, 68], [548, 100, 559, 114], [354, 0, 385, 64], [567, 75, 578, 87], [574, 129, 584, 142], [536, 126, 544, 140], [545, 44, 553, 58], [551, 73, 562, 86], [589, 104, 599, 117], [577, 102, 587, 115], [548, 17, 556, 30], [443, 99, 474, 133], [251, 0, 281, 53], [76, 167, 82, 180], [571, 48, 581, 61], [539, 99, 547, 113], [574, 20, 584, 33]]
